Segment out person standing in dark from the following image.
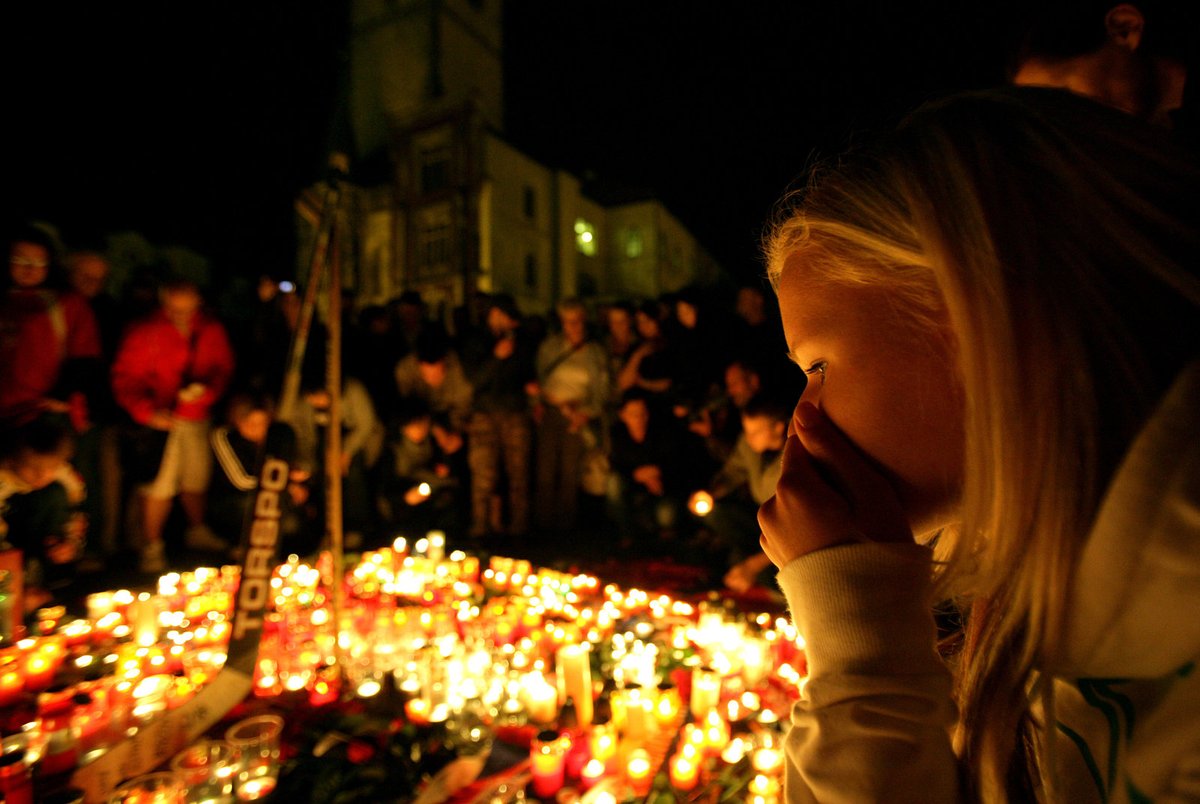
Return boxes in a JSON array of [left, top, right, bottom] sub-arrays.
[[1010, 1, 1191, 137], [110, 278, 235, 572], [531, 298, 609, 536], [1, 225, 102, 428], [461, 294, 535, 542], [207, 392, 312, 555], [64, 249, 124, 561], [607, 389, 701, 555]]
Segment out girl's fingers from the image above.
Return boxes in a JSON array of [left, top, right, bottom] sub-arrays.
[[793, 402, 889, 505], [760, 403, 914, 570], [758, 433, 858, 566]]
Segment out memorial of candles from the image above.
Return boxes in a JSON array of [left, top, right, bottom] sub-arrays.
[[0, 539, 805, 802]]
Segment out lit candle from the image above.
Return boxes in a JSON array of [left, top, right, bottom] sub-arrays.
[[690, 665, 721, 719], [752, 746, 784, 775], [623, 688, 652, 745], [655, 685, 681, 727], [748, 773, 781, 799], [426, 529, 444, 562], [60, 619, 93, 649], [702, 710, 729, 755], [0, 668, 24, 706], [521, 672, 558, 724], [86, 591, 115, 621], [589, 719, 617, 769], [580, 758, 606, 790], [555, 643, 593, 727], [405, 697, 432, 726], [23, 653, 56, 692], [626, 748, 653, 797], [236, 775, 278, 801], [129, 594, 160, 647], [669, 753, 699, 791], [721, 736, 748, 765], [530, 730, 567, 799]]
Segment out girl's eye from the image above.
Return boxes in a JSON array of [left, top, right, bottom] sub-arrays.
[[804, 361, 827, 383]]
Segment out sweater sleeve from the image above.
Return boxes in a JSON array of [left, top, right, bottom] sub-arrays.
[[341, 381, 381, 459], [110, 326, 157, 425], [776, 542, 960, 803]]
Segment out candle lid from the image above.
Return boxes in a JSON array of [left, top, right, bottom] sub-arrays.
[[535, 729, 560, 743], [0, 750, 26, 770]]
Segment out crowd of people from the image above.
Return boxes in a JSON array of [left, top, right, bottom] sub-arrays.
[[0, 222, 802, 617]]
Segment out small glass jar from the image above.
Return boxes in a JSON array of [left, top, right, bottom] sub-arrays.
[[529, 730, 568, 799], [107, 771, 187, 803], [170, 739, 238, 803], [0, 749, 34, 804]]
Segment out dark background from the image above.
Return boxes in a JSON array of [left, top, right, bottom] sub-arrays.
[[0, 2, 1156, 285]]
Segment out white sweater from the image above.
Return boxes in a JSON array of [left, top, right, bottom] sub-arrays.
[[776, 362, 1200, 803]]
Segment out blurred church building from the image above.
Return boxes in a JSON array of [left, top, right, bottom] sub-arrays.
[[298, 0, 722, 316]]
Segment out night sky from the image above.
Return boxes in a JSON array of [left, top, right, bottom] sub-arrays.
[[4, 2, 1020, 286]]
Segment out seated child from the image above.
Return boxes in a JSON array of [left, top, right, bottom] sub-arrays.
[[607, 389, 704, 554], [381, 398, 463, 537], [686, 393, 790, 591], [208, 393, 314, 555], [0, 415, 87, 612]]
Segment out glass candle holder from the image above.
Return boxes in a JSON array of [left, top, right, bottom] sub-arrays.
[[529, 730, 567, 799], [690, 665, 721, 719], [224, 714, 284, 801], [555, 643, 593, 727], [107, 771, 187, 803], [626, 748, 654, 797], [170, 740, 238, 803]]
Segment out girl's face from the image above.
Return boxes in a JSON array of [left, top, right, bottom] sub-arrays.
[[777, 259, 966, 537], [10, 241, 50, 288]]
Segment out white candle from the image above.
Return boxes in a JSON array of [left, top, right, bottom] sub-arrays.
[[522, 672, 559, 723], [129, 594, 161, 647], [556, 643, 593, 727], [690, 666, 721, 719]]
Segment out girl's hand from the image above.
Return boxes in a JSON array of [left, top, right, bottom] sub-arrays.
[[758, 402, 911, 568]]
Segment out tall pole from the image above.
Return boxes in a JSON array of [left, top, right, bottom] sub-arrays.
[[326, 217, 346, 680]]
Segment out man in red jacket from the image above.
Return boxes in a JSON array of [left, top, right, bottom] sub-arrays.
[[111, 279, 235, 572]]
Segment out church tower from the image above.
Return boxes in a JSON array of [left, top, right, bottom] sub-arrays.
[[349, 0, 503, 159]]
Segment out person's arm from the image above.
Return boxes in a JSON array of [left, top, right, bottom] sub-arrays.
[[776, 543, 959, 803], [583, 344, 610, 419], [110, 326, 158, 425], [710, 436, 751, 499], [444, 355, 474, 432], [192, 320, 236, 412], [760, 402, 960, 801], [340, 381, 380, 459]]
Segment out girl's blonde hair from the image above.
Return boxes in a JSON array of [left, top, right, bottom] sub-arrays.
[[765, 87, 1200, 798]]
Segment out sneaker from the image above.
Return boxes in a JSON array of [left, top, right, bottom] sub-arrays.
[[185, 524, 229, 552], [140, 541, 167, 574]]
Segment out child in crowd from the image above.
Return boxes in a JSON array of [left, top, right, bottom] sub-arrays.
[[285, 375, 384, 548], [0, 416, 86, 612], [606, 389, 701, 556], [687, 393, 790, 591], [208, 393, 314, 556], [381, 398, 463, 537]]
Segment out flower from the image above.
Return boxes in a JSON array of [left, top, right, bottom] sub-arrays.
[[346, 739, 376, 764]]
